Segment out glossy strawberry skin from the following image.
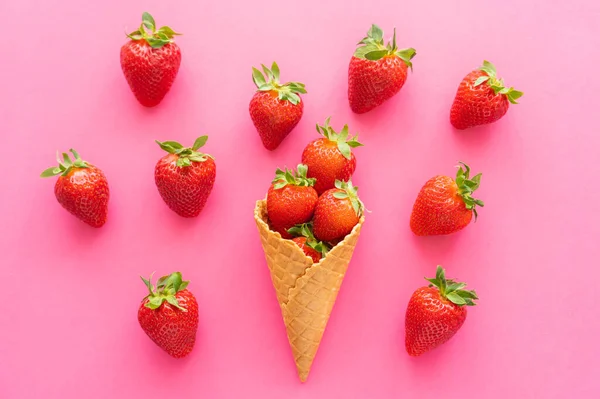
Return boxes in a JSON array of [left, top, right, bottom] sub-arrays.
[[292, 237, 322, 263], [410, 175, 473, 236], [267, 184, 318, 239], [249, 91, 303, 150], [313, 188, 359, 242], [405, 286, 467, 356], [450, 70, 510, 130], [301, 138, 357, 195], [348, 56, 409, 114], [155, 154, 216, 218], [138, 289, 199, 358], [120, 40, 181, 107], [54, 166, 109, 228]]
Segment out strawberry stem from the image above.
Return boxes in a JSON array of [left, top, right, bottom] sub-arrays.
[[475, 60, 523, 104], [126, 12, 181, 49], [155, 136, 213, 167], [251, 62, 307, 105], [141, 272, 190, 311], [272, 164, 316, 189], [454, 162, 484, 219], [425, 266, 478, 306], [332, 179, 365, 217], [315, 117, 363, 160], [40, 149, 90, 178], [354, 24, 416, 68], [287, 222, 330, 256]]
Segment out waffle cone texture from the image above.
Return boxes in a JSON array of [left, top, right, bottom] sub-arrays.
[[254, 199, 364, 382]]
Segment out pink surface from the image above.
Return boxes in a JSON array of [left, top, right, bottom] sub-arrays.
[[1, 0, 599, 398]]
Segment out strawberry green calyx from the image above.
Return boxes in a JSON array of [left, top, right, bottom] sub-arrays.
[[455, 162, 484, 218], [333, 179, 364, 217], [354, 24, 416, 68], [252, 62, 307, 105], [156, 136, 213, 167], [126, 12, 181, 49], [141, 272, 190, 311], [288, 222, 330, 257], [316, 117, 363, 160], [40, 149, 89, 178], [475, 60, 523, 104], [425, 266, 479, 306], [272, 164, 316, 189]]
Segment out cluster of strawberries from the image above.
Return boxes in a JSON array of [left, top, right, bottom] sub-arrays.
[[39, 13, 522, 362], [266, 118, 365, 263]]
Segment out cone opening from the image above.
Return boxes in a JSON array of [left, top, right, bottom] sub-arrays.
[[254, 198, 364, 267]]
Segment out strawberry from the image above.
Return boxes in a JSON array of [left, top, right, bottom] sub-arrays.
[[450, 60, 523, 129], [410, 162, 483, 236], [313, 180, 364, 242], [301, 118, 363, 195], [120, 12, 182, 107], [249, 62, 306, 150], [40, 149, 109, 228], [154, 136, 216, 218], [138, 272, 199, 358], [405, 266, 478, 356], [288, 222, 330, 263], [267, 164, 318, 239], [348, 24, 416, 114]]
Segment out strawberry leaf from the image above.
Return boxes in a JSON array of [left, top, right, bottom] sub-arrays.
[[142, 272, 190, 311], [477, 61, 523, 104], [252, 62, 306, 104], [252, 67, 266, 88], [271, 164, 316, 188], [354, 24, 416, 68], [192, 136, 208, 151], [271, 62, 280, 80], [424, 266, 478, 306], [455, 162, 484, 218], [40, 167, 62, 178], [142, 12, 156, 32], [156, 137, 213, 167], [446, 292, 466, 305], [474, 76, 490, 87], [41, 149, 90, 178], [129, 13, 179, 48], [364, 49, 388, 61]]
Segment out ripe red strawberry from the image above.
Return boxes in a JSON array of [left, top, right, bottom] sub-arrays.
[[40, 149, 109, 227], [301, 118, 363, 195], [154, 136, 216, 218], [410, 162, 483, 236], [450, 60, 523, 129], [288, 222, 330, 263], [267, 164, 318, 239], [405, 266, 478, 356], [249, 62, 306, 150], [348, 24, 416, 114], [313, 180, 364, 242], [138, 272, 199, 358], [120, 12, 182, 107]]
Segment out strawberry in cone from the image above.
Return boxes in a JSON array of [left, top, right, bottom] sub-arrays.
[[288, 222, 330, 263]]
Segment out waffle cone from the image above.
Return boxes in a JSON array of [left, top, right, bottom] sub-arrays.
[[254, 199, 364, 382]]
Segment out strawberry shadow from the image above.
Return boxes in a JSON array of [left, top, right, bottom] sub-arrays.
[[55, 214, 107, 246], [347, 91, 415, 136], [451, 122, 502, 147]]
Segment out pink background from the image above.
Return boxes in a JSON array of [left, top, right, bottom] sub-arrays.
[[1, 0, 599, 397]]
